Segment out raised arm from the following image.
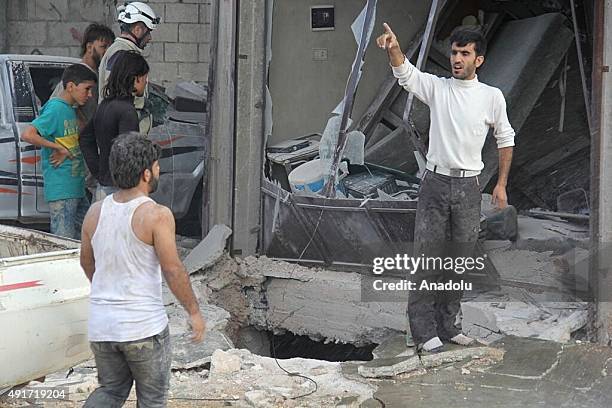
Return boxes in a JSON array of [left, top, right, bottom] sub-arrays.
[[377, 22, 440, 105]]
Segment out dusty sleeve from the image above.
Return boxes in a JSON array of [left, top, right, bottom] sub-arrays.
[[391, 58, 441, 106], [492, 89, 515, 148]]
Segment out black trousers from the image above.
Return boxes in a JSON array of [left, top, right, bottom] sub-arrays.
[[407, 170, 481, 344]]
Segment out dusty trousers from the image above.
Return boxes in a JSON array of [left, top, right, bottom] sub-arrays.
[[407, 170, 481, 345]]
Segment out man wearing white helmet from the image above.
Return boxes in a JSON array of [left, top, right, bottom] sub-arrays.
[[98, 1, 160, 134]]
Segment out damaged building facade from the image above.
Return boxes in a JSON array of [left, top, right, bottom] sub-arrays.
[[6, 0, 612, 406], [203, 0, 611, 350]]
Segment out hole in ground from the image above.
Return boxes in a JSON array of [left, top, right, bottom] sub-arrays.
[[235, 326, 377, 362], [271, 332, 376, 362]]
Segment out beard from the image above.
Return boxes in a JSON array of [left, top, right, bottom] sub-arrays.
[[91, 49, 102, 69], [148, 175, 159, 194], [451, 63, 476, 80]]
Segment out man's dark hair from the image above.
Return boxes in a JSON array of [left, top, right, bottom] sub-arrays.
[[109, 132, 161, 189], [103, 50, 149, 99], [120, 21, 146, 35], [61, 63, 97, 88], [449, 26, 487, 56], [80, 23, 115, 57]]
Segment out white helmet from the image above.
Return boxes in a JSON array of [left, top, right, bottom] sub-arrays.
[[117, 2, 160, 30]]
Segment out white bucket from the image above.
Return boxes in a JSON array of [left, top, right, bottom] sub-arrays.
[[288, 159, 324, 193]]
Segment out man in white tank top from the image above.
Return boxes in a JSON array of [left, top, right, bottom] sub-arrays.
[[80, 132, 206, 407]]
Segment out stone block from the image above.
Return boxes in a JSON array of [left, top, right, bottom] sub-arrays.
[[7, 22, 47, 46], [165, 3, 199, 23], [165, 43, 198, 62], [7, 0, 28, 21], [70, 0, 108, 23], [47, 21, 90, 47], [40, 47, 72, 57], [179, 23, 209, 43], [143, 41, 164, 62], [152, 22, 178, 43], [31, 0, 69, 21], [148, 62, 179, 83], [210, 350, 241, 375], [183, 224, 232, 274], [198, 43, 209, 62], [199, 4, 210, 24], [178, 62, 208, 82]]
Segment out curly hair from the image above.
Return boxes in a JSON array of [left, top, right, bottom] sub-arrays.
[[103, 50, 150, 99]]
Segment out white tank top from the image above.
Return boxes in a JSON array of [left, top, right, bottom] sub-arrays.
[[88, 194, 168, 342]]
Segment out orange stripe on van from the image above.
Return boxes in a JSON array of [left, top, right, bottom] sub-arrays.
[[9, 157, 40, 165], [156, 136, 185, 147], [0, 188, 32, 196]]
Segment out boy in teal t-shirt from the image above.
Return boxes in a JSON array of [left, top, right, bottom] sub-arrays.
[[22, 64, 97, 239]]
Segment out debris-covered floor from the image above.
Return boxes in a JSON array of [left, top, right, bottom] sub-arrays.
[[1, 213, 606, 407]]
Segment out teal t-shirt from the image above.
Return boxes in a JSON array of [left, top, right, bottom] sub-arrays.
[[31, 98, 86, 202]]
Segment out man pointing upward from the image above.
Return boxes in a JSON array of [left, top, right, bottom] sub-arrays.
[[377, 23, 515, 352]]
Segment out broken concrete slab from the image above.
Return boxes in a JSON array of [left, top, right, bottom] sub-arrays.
[[241, 257, 406, 345], [171, 330, 234, 370], [202, 348, 376, 406], [210, 349, 241, 375], [370, 337, 612, 408], [359, 346, 503, 378], [514, 215, 589, 252], [462, 300, 588, 344], [358, 356, 421, 378], [167, 302, 234, 370], [183, 224, 232, 274], [419, 346, 504, 369]]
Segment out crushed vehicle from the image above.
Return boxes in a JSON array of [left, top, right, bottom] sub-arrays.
[[0, 225, 88, 393], [0, 54, 207, 224]]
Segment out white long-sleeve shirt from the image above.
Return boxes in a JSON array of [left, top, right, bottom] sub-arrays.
[[392, 59, 515, 173]]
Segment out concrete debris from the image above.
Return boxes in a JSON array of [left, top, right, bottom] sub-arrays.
[[202, 348, 376, 407], [183, 224, 232, 274], [167, 302, 234, 370], [239, 256, 405, 346], [358, 346, 504, 378], [210, 349, 242, 374], [358, 356, 421, 378], [462, 300, 588, 344], [514, 215, 589, 250]]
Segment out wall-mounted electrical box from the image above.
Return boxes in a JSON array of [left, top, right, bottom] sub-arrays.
[[311, 6, 335, 31]]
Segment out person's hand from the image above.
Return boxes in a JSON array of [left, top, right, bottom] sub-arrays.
[[491, 184, 508, 209], [376, 23, 400, 50], [50, 146, 72, 167], [188, 311, 206, 343]]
